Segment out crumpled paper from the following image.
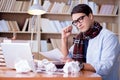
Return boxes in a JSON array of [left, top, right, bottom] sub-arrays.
[[63, 61, 80, 73], [37, 59, 57, 72], [45, 62, 57, 72], [14, 59, 32, 73]]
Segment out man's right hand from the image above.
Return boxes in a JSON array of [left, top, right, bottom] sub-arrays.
[[61, 26, 73, 39]]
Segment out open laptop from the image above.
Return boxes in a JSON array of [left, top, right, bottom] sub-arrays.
[[0, 42, 36, 72]]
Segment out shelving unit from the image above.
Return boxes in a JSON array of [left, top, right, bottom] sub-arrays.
[[41, 0, 120, 49], [0, 0, 119, 55], [0, 0, 40, 59]]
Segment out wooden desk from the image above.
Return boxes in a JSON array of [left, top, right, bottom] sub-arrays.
[[0, 67, 102, 80]]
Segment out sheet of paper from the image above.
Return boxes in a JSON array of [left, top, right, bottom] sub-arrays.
[[39, 48, 64, 61]]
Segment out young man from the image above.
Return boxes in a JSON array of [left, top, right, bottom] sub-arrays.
[[61, 4, 120, 80]]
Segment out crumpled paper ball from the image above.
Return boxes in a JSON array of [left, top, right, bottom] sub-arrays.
[[63, 61, 80, 73], [37, 59, 57, 72], [14, 59, 32, 73], [45, 62, 57, 72], [37, 59, 50, 69]]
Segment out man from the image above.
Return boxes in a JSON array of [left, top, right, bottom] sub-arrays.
[[61, 4, 120, 80]]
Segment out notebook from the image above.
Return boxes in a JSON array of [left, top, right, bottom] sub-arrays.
[[0, 42, 36, 72]]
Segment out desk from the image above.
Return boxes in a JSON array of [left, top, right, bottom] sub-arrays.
[[0, 67, 102, 80]]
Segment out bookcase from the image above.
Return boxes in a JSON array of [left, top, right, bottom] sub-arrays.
[[0, 0, 40, 59], [0, 0, 119, 59], [40, 0, 120, 50]]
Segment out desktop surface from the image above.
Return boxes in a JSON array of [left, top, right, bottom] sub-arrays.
[[0, 67, 102, 80]]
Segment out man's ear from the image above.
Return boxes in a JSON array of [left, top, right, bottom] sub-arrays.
[[89, 13, 94, 21]]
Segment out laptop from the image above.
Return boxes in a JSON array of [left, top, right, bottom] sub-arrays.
[[1, 42, 36, 72]]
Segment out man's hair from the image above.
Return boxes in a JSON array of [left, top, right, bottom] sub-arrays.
[[71, 4, 93, 16]]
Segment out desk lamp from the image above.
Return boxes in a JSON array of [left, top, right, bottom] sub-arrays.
[[27, 0, 46, 53], [28, 0, 46, 15]]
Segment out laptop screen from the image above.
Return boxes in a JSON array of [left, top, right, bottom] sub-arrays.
[[1, 42, 34, 69]]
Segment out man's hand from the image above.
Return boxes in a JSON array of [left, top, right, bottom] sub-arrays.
[[61, 57, 73, 62], [61, 26, 73, 39]]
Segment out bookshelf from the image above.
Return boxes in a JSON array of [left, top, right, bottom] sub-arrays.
[[0, 0, 41, 59], [41, 0, 120, 50], [0, 0, 119, 55]]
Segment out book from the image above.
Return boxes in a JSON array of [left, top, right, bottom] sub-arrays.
[[0, 0, 3, 11], [82, 0, 88, 4], [0, 0, 6, 11], [60, 21, 67, 28], [0, 24, 4, 32], [50, 2, 61, 13], [4, 0, 9, 11], [21, 1, 30, 11], [107, 23, 112, 31], [111, 23, 118, 34], [99, 4, 114, 15], [58, 2, 65, 13], [53, 20, 62, 33], [106, 5, 114, 15], [8, 21, 14, 31], [9, 0, 16, 11], [50, 2, 57, 13], [99, 5, 107, 14], [49, 20, 58, 33], [50, 38, 61, 50], [41, 18, 51, 32], [42, 0, 51, 12], [0, 20, 9, 32], [28, 17, 37, 32], [47, 38, 53, 51], [13, 1, 23, 11], [8, 21, 13, 31], [47, 2, 54, 12], [67, 0, 78, 13], [62, 5, 69, 13], [100, 22, 107, 29], [88, 1, 99, 14], [5, 21, 12, 31], [112, 5, 119, 15], [41, 18, 58, 33], [22, 18, 29, 32], [40, 40, 48, 52]]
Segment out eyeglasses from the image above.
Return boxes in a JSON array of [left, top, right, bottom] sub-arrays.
[[72, 15, 86, 26]]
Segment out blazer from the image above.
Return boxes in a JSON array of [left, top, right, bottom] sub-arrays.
[[69, 28, 120, 80]]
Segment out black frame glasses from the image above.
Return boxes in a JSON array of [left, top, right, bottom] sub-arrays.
[[72, 15, 86, 26]]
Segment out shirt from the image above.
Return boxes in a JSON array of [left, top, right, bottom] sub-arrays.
[[69, 28, 120, 80], [83, 39, 89, 62]]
